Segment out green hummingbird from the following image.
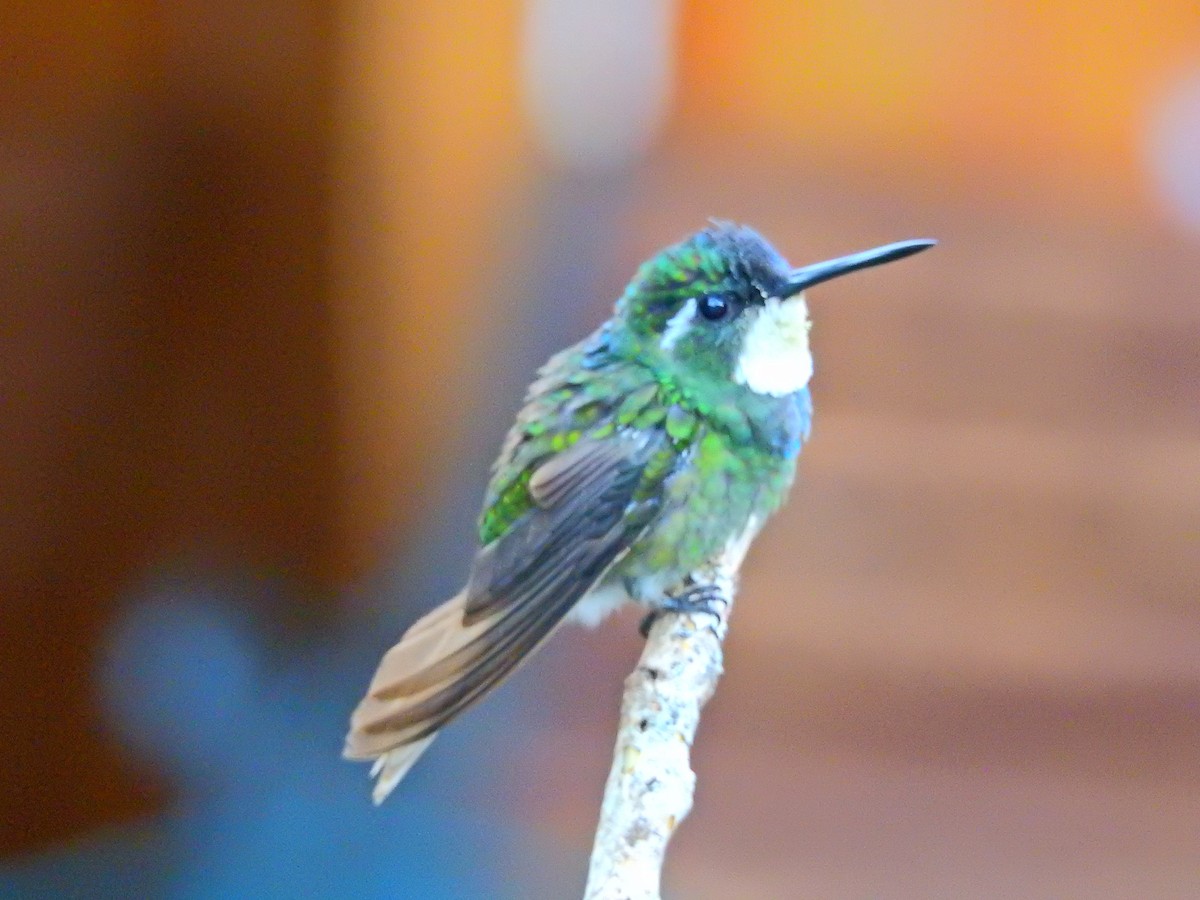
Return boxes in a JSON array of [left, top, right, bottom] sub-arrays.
[[345, 222, 934, 802]]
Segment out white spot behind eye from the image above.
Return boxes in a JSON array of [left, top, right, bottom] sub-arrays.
[[659, 297, 696, 352]]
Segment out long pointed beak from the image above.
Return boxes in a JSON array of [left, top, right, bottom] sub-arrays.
[[782, 239, 937, 298]]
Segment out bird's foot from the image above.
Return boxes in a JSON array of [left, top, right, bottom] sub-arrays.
[[638, 584, 727, 638]]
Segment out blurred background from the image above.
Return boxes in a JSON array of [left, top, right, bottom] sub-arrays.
[[3, 1, 1199, 897]]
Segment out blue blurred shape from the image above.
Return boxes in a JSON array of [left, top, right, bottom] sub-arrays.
[[1, 573, 565, 899]]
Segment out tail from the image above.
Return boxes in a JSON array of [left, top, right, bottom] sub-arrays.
[[344, 589, 557, 803]]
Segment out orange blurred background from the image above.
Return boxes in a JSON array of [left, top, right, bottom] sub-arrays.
[[3, 1, 1199, 896]]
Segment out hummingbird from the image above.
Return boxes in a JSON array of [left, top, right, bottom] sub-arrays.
[[345, 222, 934, 803]]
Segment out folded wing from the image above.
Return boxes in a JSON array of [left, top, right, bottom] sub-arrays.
[[344, 431, 667, 802]]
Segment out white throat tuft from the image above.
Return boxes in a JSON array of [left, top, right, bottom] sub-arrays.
[[734, 295, 813, 396]]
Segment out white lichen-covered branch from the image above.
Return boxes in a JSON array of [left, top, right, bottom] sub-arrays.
[[584, 570, 736, 900]]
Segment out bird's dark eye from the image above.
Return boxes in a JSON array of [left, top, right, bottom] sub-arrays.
[[698, 294, 732, 321]]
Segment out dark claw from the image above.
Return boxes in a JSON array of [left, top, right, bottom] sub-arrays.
[[638, 585, 727, 639], [638, 611, 658, 639]]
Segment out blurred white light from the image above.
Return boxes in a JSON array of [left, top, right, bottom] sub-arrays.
[[1143, 65, 1200, 235], [521, 0, 678, 170]]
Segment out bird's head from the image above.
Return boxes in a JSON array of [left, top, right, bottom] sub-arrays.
[[613, 222, 934, 396]]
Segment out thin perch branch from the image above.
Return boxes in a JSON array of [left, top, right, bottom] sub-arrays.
[[584, 569, 736, 900]]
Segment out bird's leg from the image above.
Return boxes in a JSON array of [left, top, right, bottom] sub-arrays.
[[638, 582, 728, 639]]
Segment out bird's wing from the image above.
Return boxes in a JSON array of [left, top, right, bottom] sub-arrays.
[[345, 430, 667, 760]]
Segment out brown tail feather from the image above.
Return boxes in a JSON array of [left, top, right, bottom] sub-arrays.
[[363, 736, 436, 804], [344, 591, 503, 803], [345, 550, 597, 803]]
